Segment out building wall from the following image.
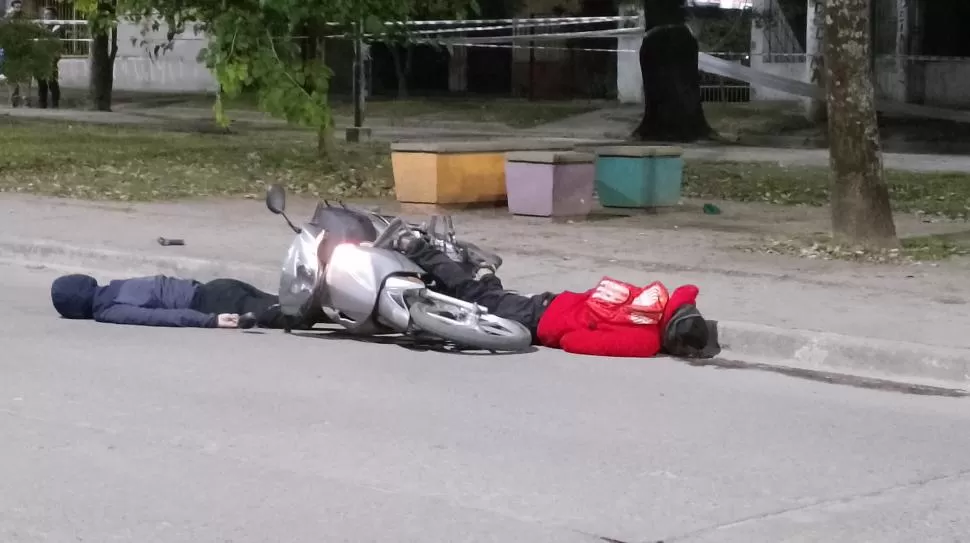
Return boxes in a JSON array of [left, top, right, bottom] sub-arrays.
[[58, 19, 217, 93], [923, 62, 970, 107], [748, 0, 970, 108], [615, 4, 642, 103]]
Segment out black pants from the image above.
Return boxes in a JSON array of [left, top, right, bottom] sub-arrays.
[[404, 240, 554, 338], [37, 64, 60, 109], [191, 279, 286, 328]]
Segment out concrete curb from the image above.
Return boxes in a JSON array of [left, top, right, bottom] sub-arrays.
[[716, 321, 970, 391], [5, 237, 969, 391], [0, 238, 275, 289]]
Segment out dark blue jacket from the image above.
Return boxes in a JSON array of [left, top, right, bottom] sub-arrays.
[[91, 276, 217, 328]]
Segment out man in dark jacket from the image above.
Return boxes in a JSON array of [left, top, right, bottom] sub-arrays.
[[50, 274, 289, 329], [37, 6, 61, 109]]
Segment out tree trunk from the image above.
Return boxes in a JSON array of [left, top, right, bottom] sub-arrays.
[[89, 11, 117, 112], [317, 125, 336, 161], [389, 46, 410, 99], [633, 0, 713, 142], [823, 0, 898, 248]]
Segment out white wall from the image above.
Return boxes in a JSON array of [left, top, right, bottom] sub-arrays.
[[616, 4, 643, 104], [59, 19, 217, 93]]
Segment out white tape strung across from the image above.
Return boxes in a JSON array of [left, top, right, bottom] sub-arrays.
[[434, 27, 641, 44], [698, 52, 970, 124], [404, 18, 621, 37], [422, 41, 625, 53], [387, 15, 633, 26]]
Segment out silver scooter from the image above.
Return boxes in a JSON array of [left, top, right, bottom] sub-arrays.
[[264, 184, 533, 352]]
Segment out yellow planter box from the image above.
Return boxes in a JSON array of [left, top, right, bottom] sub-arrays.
[[391, 140, 574, 205]]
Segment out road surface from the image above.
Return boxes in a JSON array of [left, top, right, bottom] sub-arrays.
[[4, 263, 970, 543]]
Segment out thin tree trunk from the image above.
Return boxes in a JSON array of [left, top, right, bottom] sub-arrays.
[[823, 0, 898, 248], [317, 125, 336, 161], [89, 29, 116, 111], [89, 3, 117, 112], [389, 46, 409, 99]]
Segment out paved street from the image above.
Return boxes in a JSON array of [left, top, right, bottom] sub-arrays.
[[5, 262, 970, 543]]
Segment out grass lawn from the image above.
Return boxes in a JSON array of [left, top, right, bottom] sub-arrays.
[[685, 161, 970, 220], [4, 117, 970, 225], [180, 93, 601, 128], [57, 89, 602, 129], [0, 118, 395, 201]]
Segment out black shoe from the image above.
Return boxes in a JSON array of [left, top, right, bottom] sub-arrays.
[[460, 241, 503, 271], [237, 312, 258, 329]]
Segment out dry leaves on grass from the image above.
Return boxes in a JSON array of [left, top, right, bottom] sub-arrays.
[[685, 161, 970, 220], [0, 119, 395, 201], [746, 234, 970, 264]]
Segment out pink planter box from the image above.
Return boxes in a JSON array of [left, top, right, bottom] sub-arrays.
[[504, 151, 596, 218]]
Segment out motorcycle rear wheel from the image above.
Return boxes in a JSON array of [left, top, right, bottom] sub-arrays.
[[409, 300, 532, 352]]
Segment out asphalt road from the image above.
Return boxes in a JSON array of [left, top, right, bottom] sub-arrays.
[[5, 263, 970, 543]]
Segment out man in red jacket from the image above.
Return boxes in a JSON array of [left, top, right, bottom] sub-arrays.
[[398, 236, 710, 358]]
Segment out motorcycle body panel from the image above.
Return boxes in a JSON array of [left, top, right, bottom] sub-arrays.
[[323, 243, 425, 333], [278, 224, 324, 317]]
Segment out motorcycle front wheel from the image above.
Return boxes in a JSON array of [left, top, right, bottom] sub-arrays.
[[409, 300, 533, 352]]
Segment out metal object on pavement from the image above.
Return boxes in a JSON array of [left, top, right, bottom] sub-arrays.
[[157, 237, 185, 246], [265, 184, 530, 352]]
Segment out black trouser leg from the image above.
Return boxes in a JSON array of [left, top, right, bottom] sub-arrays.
[[49, 63, 60, 108], [37, 79, 49, 109], [192, 279, 287, 328], [404, 239, 553, 337], [50, 78, 60, 108]]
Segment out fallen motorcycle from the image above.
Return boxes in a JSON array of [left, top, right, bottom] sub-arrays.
[[264, 184, 532, 352]]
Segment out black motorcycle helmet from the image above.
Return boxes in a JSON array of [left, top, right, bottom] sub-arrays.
[[662, 304, 709, 357]]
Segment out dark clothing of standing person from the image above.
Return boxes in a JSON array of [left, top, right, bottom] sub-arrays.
[[4, 0, 25, 107], [50, 274, 288, 329], [37, 7, 61, 109]]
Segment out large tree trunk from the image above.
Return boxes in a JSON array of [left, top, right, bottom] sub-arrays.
[[823, 0, 898, 248], [633, 0, 713, 142], [89, 29, 117, 111]]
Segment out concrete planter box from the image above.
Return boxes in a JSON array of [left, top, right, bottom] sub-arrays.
[[504, 151, 595, 218], [390, 140, 574, 205], [594, 145, 684, 208]]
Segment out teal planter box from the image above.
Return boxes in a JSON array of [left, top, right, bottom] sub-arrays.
[[594, 146, 684, 208]]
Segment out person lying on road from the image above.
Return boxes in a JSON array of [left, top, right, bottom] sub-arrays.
[[395, 234, 710, 358], [50, 273, 291, 329]]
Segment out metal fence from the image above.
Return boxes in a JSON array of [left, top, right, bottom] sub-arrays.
[[700, 51, 752, 102], [13, 14, 763, 104], [49, 3, 90, 58]]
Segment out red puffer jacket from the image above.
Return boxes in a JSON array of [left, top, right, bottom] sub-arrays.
[[536, 277, 700, 357]]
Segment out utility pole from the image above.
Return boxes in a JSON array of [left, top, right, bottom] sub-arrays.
[[347, 11, 371, 142]]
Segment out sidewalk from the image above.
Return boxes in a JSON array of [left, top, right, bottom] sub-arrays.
[[2, 194, 969, 388]]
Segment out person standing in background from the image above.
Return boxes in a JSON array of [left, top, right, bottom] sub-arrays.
[[37, 6, 61, 108], [4, 0, 24, 107], [3, 0, 22, 19]]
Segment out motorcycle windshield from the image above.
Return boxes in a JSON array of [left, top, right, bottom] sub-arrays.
[[309, 203, 380, 264]]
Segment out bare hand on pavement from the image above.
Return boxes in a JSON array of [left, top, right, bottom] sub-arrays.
[[217, 313, 240, 328]]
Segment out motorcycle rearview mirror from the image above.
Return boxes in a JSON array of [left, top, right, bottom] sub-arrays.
[[265, 184, 301, 233], [266, 184, 286, 214]]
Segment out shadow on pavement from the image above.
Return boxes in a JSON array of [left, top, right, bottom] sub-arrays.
[[290, 329, 539, 357]]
